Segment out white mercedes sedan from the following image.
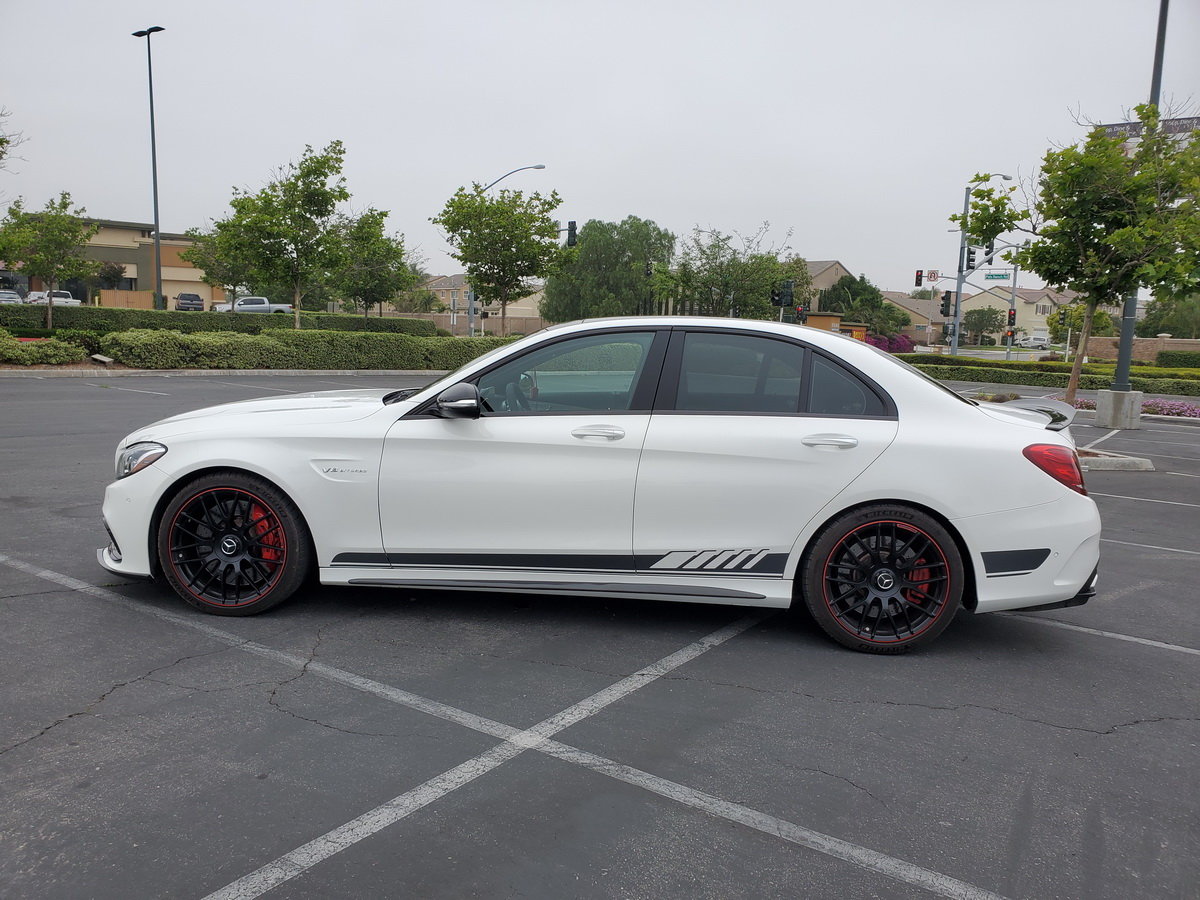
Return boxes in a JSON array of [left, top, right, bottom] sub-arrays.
[[99, 317, 1100, 653]]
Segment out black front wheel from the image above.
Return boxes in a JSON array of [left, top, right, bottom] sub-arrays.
[[158, 472, 311, 615], [800, 505, 964, 653]]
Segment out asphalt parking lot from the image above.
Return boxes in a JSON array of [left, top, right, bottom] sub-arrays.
[[2, 372, 1198, 900]]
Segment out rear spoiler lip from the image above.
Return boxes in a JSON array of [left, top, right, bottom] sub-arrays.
[[1002, 397, 1076, 431]]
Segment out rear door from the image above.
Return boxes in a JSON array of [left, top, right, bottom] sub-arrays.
[[633, 328, 899, 577]]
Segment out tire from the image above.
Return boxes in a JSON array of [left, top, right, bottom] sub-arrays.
[[157, 472, 311, 616], [800, 505, 964, 653]]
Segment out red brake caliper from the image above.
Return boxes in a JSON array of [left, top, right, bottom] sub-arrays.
[[250, 503, 282, 569], [905, 559, 930, 605]]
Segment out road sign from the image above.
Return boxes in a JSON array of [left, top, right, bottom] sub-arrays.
[[1100, 117, 1199, 139], [984, 272, 1009, 280], [926, 269, 939, 281]]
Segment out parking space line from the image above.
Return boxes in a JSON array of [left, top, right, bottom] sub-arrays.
[[1003, 615, 1200, 657], [1101, 538, 1200, 557], [1166, 472, 1200, 478], [1091, 492, 1200, 509], [202, 380, 296, 393], [1, 554, 1007, 900], [1083, 429, 1119, 450], [85, 382, 171, 396]]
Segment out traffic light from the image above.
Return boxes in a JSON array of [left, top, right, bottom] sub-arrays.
[[770, 287, 782, 306], [1058, 309, 1068, 326], [985, 240, 996, 265], [1005, 329, 1014, 339], [940, 290, 953, 317], [914, 269, 923, 287], [1007, 308, 1017, 327], [644, 261, 653, 277], [781, 279, 795, 305], [796, 306, 808, 324], [966, 247, 977, 270], [566, 221, 577, 247]]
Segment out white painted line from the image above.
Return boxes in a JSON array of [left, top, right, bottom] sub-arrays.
[[1111, 452, 1200, 463], [205, 613, 769, 900], [1100, 538, 1200, 557], [541, 742, 1006, 900], [1083, 429, 1120, 450], [1166, 472, 1200, 478], [1098, 437, 1197, 447], [202, 380, 295, 393], [1091, 492, 1200, 509], [1004, 615, 1200, 657], [85, 382, 170, 396], [2, 554, 1010, 900]]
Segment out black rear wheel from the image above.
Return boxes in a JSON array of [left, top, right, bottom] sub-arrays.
[[158, 472, 311, 615], [801, 505, 964, 653]]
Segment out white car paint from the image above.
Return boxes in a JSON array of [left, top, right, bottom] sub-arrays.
[[99, 316, 1101, 648]]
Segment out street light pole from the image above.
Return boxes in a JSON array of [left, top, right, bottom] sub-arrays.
[[466, 163, 546, 335], [133, 26, 165, 311], [950, 173, 1011, 356]]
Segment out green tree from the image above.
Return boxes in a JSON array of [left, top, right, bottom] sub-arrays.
[[329, 209, 418, 317], [432, 184, 563, 335], [180, 221, 258, 305], [203, 141, 351, 328], [673, 224, 792, 320], [0, 192, 99, 328], [541, 216, 676, 322], [962, 306, 1005, 344], [953, 105, 1200, 401], [1137, 295, 1200, 339], [820, 274, 911, 336]]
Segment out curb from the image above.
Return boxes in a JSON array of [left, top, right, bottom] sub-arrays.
[[1078, 449, 1155, 472], [0, 368, 450, 378]]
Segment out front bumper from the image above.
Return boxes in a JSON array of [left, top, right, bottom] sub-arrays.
[[97, 463, 172, 578]]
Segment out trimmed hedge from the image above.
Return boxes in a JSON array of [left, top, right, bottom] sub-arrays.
[[98, 329, 515, 371], [0, 328, 87, 365], [896, 353, 1200, 381], [0, 304, 436, 337], [1158, 350, 1200, 368], [910, 363, 1200, 397]]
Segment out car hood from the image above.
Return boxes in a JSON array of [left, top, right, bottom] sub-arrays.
[[121, 389, 403, 445]]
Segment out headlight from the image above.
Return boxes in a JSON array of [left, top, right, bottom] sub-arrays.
[[116, 442, 167, 479]]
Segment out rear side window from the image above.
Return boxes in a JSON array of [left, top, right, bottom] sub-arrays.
[[807, 354, 887, 417], [675, 332, 805, 413]]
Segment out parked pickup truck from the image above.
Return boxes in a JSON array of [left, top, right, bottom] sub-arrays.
[[211, 296, 293, 314]]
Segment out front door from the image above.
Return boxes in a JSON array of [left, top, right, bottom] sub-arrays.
[[378, 329, 667, 577]]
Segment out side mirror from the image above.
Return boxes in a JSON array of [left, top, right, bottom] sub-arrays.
[[433, 383, 481, 419]]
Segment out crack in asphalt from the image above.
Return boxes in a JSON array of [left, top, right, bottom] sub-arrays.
[[0, 646, 235, 756]]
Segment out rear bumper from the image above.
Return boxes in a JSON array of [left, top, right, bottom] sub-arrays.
[[1018, 566, 1098, 612]]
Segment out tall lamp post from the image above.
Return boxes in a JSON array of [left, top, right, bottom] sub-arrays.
[[950, 172, 1011, 356], [133, 26, 165, 310], [465, 163, 546, 335]]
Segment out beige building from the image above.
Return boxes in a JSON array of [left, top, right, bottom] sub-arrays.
[[880, 291, 946, 345], [807, 260, 854, 295], [961, 286, 1081, 336], [418, 274, 544, 335]]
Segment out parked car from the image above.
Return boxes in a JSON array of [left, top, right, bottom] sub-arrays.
[[211, 296, 292, 314], [174, 292, 205, 311], [0, 290, 22, 304], [26, 290, 81, 306], [99, 317, 1100, 654], [1017, 336, 1050, 350]]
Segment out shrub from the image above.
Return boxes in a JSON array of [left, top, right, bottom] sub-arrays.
[[1158, 350, 1200, 368], [908, 362, 1200, 397], [56, 329, 105, 355], [423, 336, 515, 370], [0, 304, 435, 337], [0, 328, 85, 365]]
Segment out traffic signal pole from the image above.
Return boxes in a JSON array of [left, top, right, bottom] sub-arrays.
[[950, 185, 970, 356]]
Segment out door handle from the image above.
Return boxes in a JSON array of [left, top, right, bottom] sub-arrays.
[[572, 425, 626, 441], [801, 433, 859, 449]]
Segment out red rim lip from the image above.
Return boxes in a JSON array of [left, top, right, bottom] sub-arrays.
[[821, 520, 951, 644], [167, 486, 287, 608]]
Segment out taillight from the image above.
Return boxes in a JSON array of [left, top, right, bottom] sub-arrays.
[[1023, 444, 1087, 495]]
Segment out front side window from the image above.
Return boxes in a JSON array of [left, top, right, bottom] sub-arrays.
[[476, 331, 658, 414], [674, 332, 805, 413]]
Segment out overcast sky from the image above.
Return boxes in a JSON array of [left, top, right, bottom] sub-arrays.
[[4, 0, 1198, 294]]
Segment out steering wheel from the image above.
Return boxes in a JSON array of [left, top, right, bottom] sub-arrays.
[[505, 382, 531, 411]]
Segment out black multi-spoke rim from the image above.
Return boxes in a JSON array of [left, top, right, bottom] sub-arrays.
[[822, 520, 950, 644], [167, 487, 287, 607]]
